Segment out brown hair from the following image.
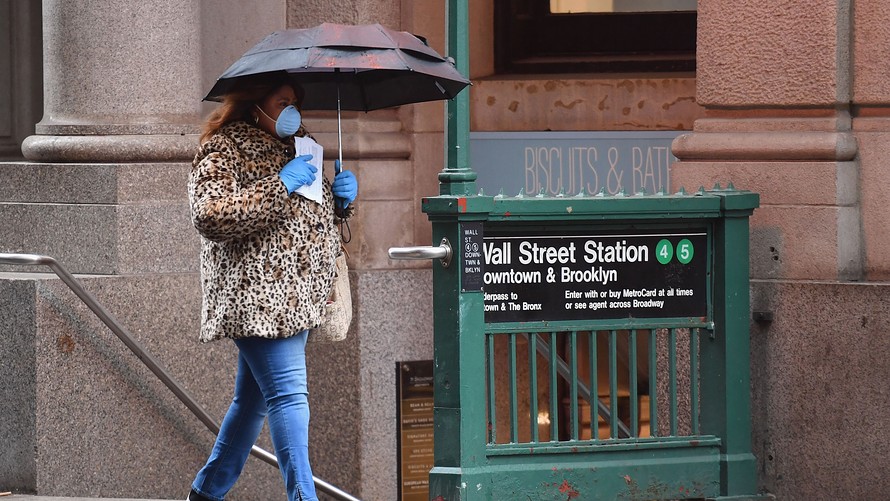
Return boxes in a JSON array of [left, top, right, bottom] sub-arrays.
[[200, 73, 304, 144]]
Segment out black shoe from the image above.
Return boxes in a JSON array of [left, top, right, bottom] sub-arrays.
[[188, 489, 214, 501]]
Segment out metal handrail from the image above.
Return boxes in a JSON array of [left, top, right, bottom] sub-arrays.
[[0, 252, 362, 501]]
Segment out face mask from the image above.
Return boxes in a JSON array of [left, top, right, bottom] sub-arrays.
[[256, 104, 301, 138]]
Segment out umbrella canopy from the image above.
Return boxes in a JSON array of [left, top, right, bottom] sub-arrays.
[[204, 22, 471, 111]]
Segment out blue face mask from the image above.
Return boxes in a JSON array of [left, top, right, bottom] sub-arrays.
[[256, 104, 301, 138]]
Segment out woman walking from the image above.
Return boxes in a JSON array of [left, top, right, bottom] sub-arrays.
[[186, 74, 357, 501]]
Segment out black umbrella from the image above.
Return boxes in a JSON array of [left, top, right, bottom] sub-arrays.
[[204, 22, 471, 171]]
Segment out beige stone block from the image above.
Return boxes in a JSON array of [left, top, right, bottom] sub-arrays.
[[200, 0, 284, 117], [403, 0, 499, 101], [397, 0, 454, 134], [697, 0, 849, 107], [692, 115, 851, 133], [750, 205, 860, 281], [402, 100, 446, 135], [412, 132, 446, 199], [750, 281, 890, 500], [853, 131, 890, 279], [471, 77, 701, 132], [412, 133, 446, 254], [312, 131, 410, 162], [401, 0, 481, 130], [355, 159, 413, 201], [670, 161, 857, 207], [469, 0, 495, 78], [352, 200, 419, 270], [306, 110, 402, 134], [402, 0, 446, 58], [852, 1, 890, 104], [356, 109, 403, 132], [412, 206, 435, 265], [286, 0, 355, 28], [305, 110, 409, 163], [413, 213, 434, 262]]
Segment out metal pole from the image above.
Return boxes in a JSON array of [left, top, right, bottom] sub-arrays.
[[439, 0, 476, 195], [337, 81, 343, 174]]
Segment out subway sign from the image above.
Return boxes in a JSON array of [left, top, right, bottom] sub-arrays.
[[481, 230, 708, 323]]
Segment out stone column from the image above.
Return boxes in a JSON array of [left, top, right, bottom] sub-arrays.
[[21, 0, 201, 162], [0, 1, 291, 498], [671, 0, 860, 282], [3, 0, 204, 276], [851, 1, 890, 280]]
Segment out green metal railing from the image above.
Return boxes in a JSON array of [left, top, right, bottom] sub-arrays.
[[423, 3, 768, 499], [485, 326, 706, 448]]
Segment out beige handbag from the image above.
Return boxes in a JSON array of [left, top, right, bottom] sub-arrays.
[[310, 250, 352, 342]]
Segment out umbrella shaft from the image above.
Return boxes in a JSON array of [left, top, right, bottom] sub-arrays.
[[337, 84, 343, 174]]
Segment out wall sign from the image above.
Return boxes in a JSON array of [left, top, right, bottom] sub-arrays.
[[396, 360, 434, 501], [482, 230, 708, 323], [461, 222, 484, 291], [471, 131, 683, 197]]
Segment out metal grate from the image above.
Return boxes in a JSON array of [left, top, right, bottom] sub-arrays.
[[485, 326, 706, 449]]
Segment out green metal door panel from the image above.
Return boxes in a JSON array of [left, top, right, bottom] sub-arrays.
[[433, 407, 462, 467], [430, 216, 495, 472]]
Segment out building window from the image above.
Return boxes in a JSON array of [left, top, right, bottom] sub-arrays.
[[495, 0, 697, 74]]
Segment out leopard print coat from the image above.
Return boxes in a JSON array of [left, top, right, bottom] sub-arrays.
[[188, 121, 346, 342]]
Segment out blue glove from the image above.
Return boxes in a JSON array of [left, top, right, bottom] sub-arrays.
[[331, 162, 358, 208], [278, 154, 316, 194]]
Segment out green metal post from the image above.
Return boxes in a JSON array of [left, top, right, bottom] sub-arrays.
[[440, 0, 476, 196], [426, 1, 487, 497], [700, 191, 761, 498]]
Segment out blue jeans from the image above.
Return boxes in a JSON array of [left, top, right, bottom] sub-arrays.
[[191, 332, 318, 501]]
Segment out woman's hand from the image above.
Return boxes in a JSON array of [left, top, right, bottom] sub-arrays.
[[278, 154, 316, 194], [332, 161, 358, 208]]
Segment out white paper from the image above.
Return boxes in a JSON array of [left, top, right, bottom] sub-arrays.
[[292, 136, 325, 204]]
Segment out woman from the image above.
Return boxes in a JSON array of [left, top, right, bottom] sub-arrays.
[[186, 74, 357, 501]]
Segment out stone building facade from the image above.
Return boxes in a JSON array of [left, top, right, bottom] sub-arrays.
[[0, 1, 888, 500]]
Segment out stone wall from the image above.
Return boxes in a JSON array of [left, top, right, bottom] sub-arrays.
[[671, 1, 890, 498]]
